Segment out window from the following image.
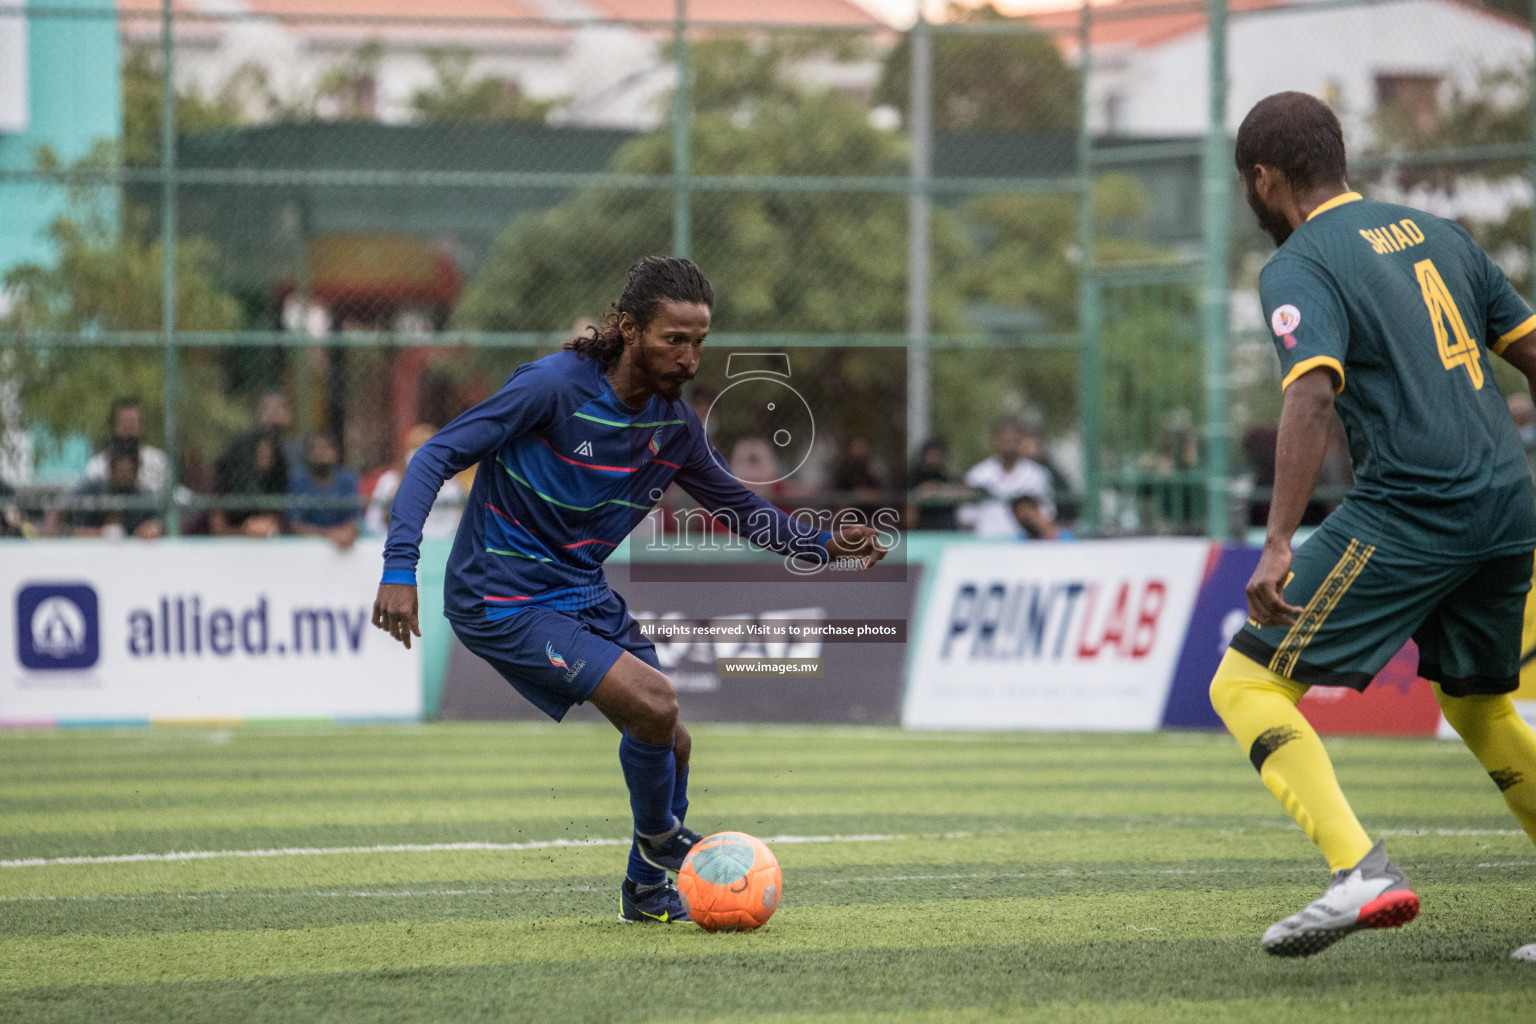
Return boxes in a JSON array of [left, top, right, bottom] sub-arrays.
[[1375, 73, 1440, 133]]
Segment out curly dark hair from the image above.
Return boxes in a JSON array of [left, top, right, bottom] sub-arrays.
[[1234, 91, 1347, 192], [565, 256, 715, 369]]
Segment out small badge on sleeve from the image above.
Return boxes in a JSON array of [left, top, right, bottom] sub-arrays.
[[1270, 304, 1301, 336]]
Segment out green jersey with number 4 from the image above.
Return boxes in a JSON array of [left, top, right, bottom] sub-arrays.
[[1258, 192, 1536, 559]]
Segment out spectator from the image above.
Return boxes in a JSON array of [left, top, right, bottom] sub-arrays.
[[959, 417, 1054, 538], [831, 436, 883, 507], [257, 389, 304, 469], [1244, 415, 1349, 529], [1242, 424, 1279, 529], [1011, 493, 1073, 542], [1139, 407, 1204, 530], [288, 433, 361, 550], [908, 439, 966, 531], [1, 478, 34, 538], [209, 428, 288, 538], [82, 398, 168, 494], [729, 437, 780, 499], [366, 424, 463, 538], [70, 441, 162, 539], [1018, 419, 1077, 523]]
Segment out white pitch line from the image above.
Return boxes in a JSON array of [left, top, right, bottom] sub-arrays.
[[1377, 828, 1528, 837], [3, 826, 1528, 870], [6, 860, 1535, 905], [0, 833, 906, 870]]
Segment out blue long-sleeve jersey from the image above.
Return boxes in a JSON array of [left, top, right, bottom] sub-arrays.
[[382, 349, 831, 622]]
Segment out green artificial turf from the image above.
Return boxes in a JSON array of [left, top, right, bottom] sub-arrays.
[[1, 724, 1532, 1022]]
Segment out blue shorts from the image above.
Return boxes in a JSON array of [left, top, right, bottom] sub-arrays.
[[449, 589, 660, 721]]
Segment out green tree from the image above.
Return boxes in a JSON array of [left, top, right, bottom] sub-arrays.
[[876, 3, 1078, 133], [2, 147, 247, 453], [1366, 65, 1533, 399], [1369, 66, 1531, 289], [121, 44, 248, 167], [410, 49, 553, 124], [458, 36, 1162, 485]]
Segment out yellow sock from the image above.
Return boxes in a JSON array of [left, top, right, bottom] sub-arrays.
[[1209, 649, 1375, 872], [1434, 686, 1536, 844]]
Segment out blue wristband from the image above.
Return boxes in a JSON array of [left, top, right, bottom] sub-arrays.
[[380, 569, 417, 587]]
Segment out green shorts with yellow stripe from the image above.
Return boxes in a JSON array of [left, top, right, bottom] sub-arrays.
[[1230, 518, 1533, 696]]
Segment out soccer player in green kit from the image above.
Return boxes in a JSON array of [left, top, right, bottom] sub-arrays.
[[1210, 91, 1536, 959]]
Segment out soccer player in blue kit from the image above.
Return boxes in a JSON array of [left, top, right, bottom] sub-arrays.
[[372, 256, 888, 924]]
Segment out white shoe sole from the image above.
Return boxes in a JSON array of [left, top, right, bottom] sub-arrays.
[[1263, 888, 1420, 957]]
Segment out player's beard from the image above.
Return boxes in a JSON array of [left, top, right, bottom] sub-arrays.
[[1246, 180, 1293, 247]]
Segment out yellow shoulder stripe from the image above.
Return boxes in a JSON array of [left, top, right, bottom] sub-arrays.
[[1493, 314, 1536, 356], [1280, 355, 1345, 394], [1306, 192, 1363, 221]]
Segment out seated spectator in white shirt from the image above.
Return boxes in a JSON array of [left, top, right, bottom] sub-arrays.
[[958, 417, 1054, 538], [366, 424, 464, 539], [71, 441, 162, 540], [82, 398, 168, 495]]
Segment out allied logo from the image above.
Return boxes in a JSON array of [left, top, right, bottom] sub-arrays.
[[574, 440, 594, 457], [16, 584, 100, 671], [649, 430, 662, 456], [1270, 304, 1301, 336], [545, 642, 568, 669]]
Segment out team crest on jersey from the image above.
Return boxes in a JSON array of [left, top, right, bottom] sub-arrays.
[[545, 642, 568, 669], [574, 440, 594, 457], [1270, 304, 1301, 336]]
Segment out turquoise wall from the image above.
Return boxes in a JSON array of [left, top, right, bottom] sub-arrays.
[[0, 0, 121, 276]]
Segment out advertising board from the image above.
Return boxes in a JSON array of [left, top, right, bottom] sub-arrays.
[[0, 540, 420, 724], [904, 540, 1208, 731]]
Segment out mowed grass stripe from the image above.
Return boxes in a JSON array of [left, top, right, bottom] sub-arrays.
[[5, 825, 1532, 900], [5, 781, 1513, 837], [3, 760, 1499, 809], [7, 942, 1536, 1024], [6, 882, 1534, 992], [683, 991, 1536, 1024], [0, 725, 1477, 780], [5, 857, 1533, 940]]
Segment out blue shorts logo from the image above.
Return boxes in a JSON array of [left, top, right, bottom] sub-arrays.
[[16, 584, 100, 671]]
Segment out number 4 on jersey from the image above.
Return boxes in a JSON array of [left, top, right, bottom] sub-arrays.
[[1414, 258, 1484, 389]]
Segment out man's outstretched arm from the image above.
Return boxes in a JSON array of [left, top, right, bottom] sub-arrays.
[[1247, 367, 1337, 628]]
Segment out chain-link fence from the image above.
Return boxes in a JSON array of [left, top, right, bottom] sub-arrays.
[[1, 0, 1533, 543]]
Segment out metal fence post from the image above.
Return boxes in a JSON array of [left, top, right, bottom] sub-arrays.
[[1074, 1, 1101, 532], [1202, 0, 1231, 540], [159, 0, 181, 535], [672, 0, 691, 259], [906, 4, 932, 457]]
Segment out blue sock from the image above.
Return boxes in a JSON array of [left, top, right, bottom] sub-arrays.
[[619, 731, 675, 886], [671, 764, 690, 827]]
